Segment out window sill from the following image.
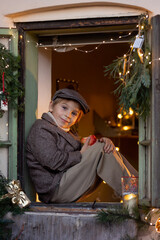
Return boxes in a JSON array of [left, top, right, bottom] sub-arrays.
[[29, 202, 122, 214]]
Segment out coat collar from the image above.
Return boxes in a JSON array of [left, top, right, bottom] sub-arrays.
[[41, 113, 80, 149]]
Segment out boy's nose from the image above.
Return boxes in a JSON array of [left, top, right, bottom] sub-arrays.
[[65, 111, 71, 118]]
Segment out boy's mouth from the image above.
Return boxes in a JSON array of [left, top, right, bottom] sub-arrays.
[[61, 118, 70, 124]]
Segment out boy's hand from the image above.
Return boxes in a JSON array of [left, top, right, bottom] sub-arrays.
[[99, 137, 115, 153], [81, 135, 97, 146], [80, 136, 92, 153]]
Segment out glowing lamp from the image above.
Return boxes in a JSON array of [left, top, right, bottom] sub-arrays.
[[121, 176, 138, 216]]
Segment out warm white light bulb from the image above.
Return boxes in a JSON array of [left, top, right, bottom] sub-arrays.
[[117, 113, 123, 119]]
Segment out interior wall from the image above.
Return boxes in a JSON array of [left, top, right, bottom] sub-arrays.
[[38, 48, 52, 118], [52, 42, 129, 138]]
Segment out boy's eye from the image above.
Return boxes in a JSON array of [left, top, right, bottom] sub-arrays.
[[62, 106, 67, 110], [72, 112, 78, 116]]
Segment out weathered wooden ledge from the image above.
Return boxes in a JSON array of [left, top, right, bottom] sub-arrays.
[[29, 202, 122, 214], [5, 202, 160, 240]]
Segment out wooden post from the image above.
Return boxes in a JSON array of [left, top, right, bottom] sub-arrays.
[[151, 15, 160, 207], [17, 26, 25, 189]]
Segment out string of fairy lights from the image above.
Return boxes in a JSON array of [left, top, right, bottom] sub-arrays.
[[144, 208, 160, 233], [24, 30, 135, 54], [0, 13, 160, 64]]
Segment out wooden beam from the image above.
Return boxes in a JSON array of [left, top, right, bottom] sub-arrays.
[[15, 16, 139, 31]]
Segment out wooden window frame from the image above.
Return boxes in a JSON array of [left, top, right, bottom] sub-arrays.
[[0, 29, 18, 180], [16, 15, 158, 205]]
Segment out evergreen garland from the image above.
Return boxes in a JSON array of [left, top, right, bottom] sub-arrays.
[[96, 206, 142, 226], [0, 174, 25, 239], [96, 204, 160, 234], [104, 14, 151, 119], [0, 43, 24, 118]]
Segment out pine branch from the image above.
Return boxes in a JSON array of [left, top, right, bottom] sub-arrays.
[[0, 43, 24, 118]]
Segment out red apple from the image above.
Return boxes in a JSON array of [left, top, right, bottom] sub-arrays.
[[89, 135, 97, 145], [81, 135, 97, 146]]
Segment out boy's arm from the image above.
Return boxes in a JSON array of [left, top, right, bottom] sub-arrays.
[[27, 125, 82, 172]]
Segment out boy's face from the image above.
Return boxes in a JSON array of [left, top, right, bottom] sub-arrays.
[[51, 99, 81, 129]]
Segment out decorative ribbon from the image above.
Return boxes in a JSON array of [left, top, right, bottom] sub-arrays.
[[0, 180, 31, 208], [123, 57, 127, 75], [137, 48, 144, 63]]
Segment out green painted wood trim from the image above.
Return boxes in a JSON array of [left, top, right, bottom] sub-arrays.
[[9, 30, 18, 180], [151, 15, 160, 207], [138, 118, 148, 202], [0, 141, 12, 148], [24, 32, 38, 201], [0, 28, 18, 180], [138, 118, 145, 200], [138, 27, 152, 205]]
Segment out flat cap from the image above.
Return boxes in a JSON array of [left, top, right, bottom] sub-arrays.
[[52, 88, 90, 114]]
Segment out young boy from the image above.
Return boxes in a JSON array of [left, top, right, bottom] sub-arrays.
[[26, 88, 138, 203]]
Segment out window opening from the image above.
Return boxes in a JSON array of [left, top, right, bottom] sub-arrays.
[[38, 36, 139, 203], [16, 16, 141, 203]]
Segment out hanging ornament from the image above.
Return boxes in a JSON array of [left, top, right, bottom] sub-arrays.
[[133, 35, 144, 49]]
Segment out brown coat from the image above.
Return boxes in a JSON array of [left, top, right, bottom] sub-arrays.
[[26, 113, 82, 203]]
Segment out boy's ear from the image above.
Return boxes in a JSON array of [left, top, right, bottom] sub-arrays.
[[49, 101, 54, 112]]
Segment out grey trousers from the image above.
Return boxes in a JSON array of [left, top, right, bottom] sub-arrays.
[[51, 141, 138, 203]]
